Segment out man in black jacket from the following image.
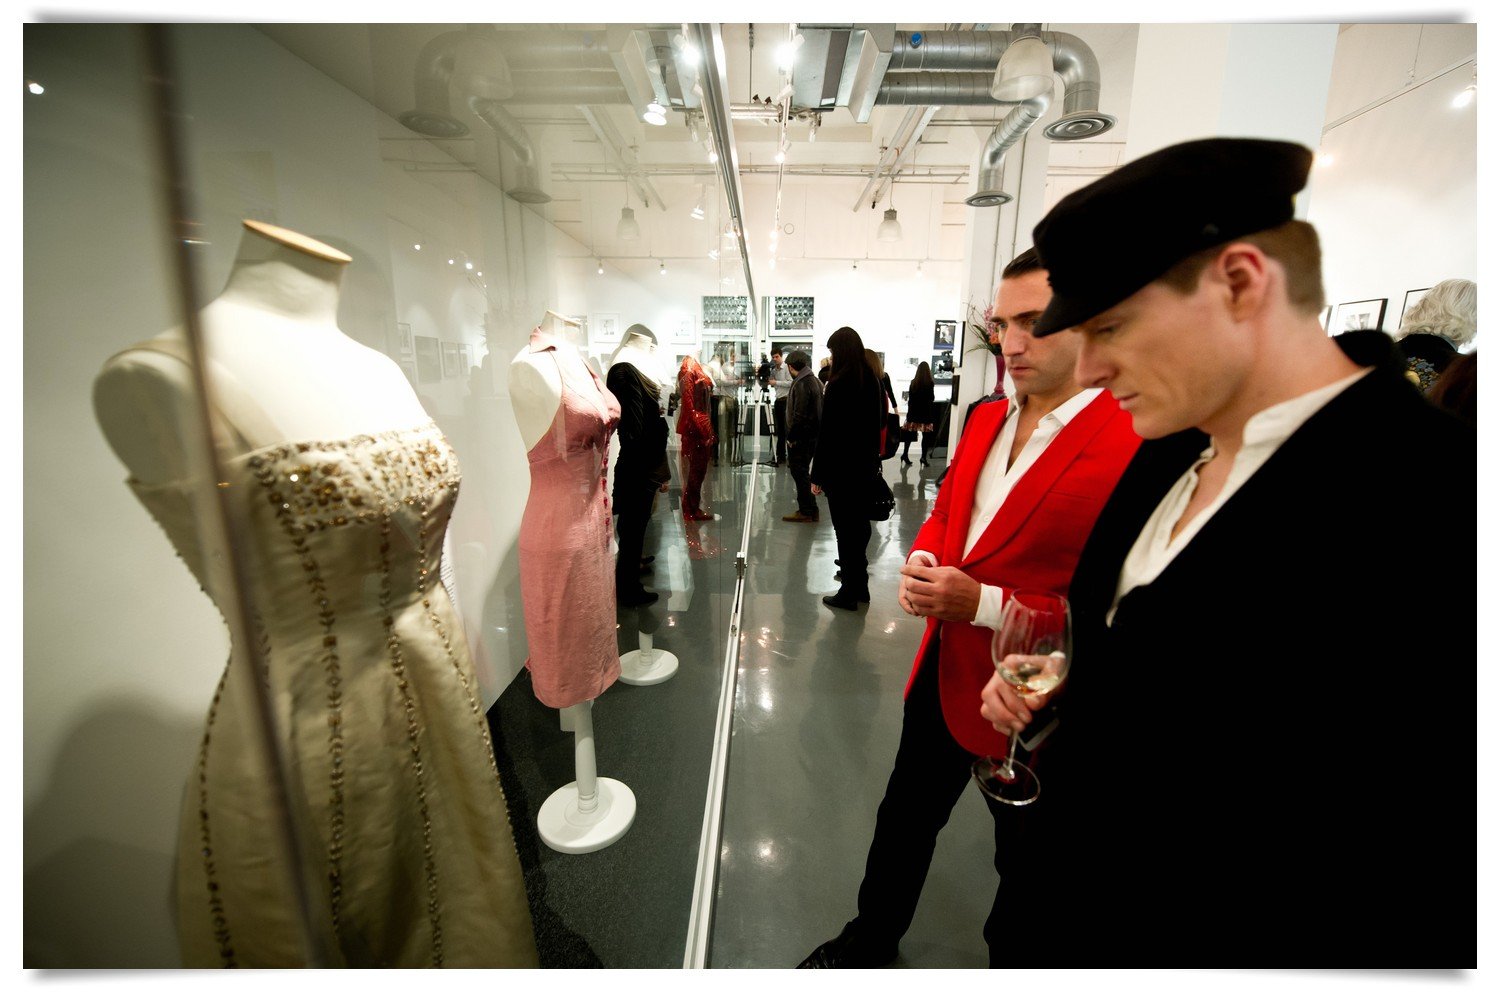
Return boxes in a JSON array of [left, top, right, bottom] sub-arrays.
[[781, 350, 823, 522], [980, 138, 1475, 965]]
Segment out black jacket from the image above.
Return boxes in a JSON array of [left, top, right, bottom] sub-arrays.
[[1013, 331, 1476, 964], [809, 364, 882, 491], [606, 361, 670, 502], [786, 368, 823, 443], [905, 380, 935, 424]]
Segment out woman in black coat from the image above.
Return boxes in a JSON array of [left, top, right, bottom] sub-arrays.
[[810, 326, 884, 610], [902, 361, 936, 466]]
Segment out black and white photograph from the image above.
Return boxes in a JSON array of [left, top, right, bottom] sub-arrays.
[[933, 319, 957, 351], [441, 341, 461, 378], [672, 313, 697, 346], [592, 312, 621, 342], [413, 334, 441, 383], [1333, 298, 1387, 332], [931, 350, 954, 382], [1400, 287, 1432, 330]]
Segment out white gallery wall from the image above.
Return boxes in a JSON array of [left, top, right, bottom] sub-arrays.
[[1305, 23, 1476, 335]]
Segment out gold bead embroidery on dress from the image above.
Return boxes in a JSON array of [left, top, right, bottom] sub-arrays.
[[380, 509, 445, 967], [249, 455, 346, 941], [198, 658, 237, 966]]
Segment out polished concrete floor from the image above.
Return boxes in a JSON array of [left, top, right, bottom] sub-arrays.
[[709, 449, 999, 969], [489, 434, 1000, 968]]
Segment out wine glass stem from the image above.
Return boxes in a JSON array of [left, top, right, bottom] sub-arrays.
[[1000, 734, 1020, 779]]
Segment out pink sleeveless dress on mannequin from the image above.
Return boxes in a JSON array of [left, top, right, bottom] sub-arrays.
[[519, 328, 623, 707]]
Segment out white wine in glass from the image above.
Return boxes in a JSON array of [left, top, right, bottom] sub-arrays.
[[973, 590, 1071, 806]]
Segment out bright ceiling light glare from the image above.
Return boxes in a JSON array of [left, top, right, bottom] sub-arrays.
[[775, 149, 786, 164], [643, 101, 668, 126], [708, 148, 719, 164], [447, 258, 455, 265], [776, 33, 804, 72], [413, 243, 422, 251], [1316, 151, 1335, 168], [683, 41, 701, 65], [659, 260, 667, 276], [1452, 84, 1476, 109], [597, 260, 605, 274], [476, 271, 482, 277], [464, 261, 473, 270], [27, 81, 44, 95]]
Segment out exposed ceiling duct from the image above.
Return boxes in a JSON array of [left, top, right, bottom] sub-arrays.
[[965, 94, 1050, 207], [887, 29, 1013, 71], [1039, 30, 1117, 139], [468, 97, 551, 204], [398, 28, 513, 138]]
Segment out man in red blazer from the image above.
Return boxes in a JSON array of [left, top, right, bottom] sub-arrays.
[[799, 248, 1140, 969]]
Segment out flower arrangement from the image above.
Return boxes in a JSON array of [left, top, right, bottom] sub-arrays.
[[968, 303, 1004, 355]]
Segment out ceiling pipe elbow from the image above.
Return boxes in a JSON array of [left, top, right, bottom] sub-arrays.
[[965, 93, 1050, 207], [400, 28, 514, 138], [469, 96, 551, 204], [1040, 30, 1116, 139]]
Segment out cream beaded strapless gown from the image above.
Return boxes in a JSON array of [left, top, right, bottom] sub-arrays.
[[118, 346, 537, 967]]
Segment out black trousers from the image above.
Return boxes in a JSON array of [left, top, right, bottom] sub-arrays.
[[825, 488, 870, 594], [773, 396, 788, 463], [788, 440, 817, 516], [854, 638, 1022, 967], [614, 484, 655, 595]]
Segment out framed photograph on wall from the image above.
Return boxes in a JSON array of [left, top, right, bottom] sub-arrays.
[[933, 319, 957, 351], [1333, 298, 1387, 333], [396, 321, 414, 356], [932, 351, 954, 383], [414, 335, 440, 383], [441, 342, 461, 378], [592, 313, 621, 343], [459, 343, 474, 373], [1399, 287, 1432, 330], [672, 313, 697, 346]]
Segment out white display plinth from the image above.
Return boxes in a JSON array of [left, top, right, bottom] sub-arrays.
[[537, 778, 636, 854], [617, 632, 678, 686]]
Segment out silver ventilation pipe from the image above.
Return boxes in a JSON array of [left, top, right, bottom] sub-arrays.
[[489, 30, 615, 71], [1039, 30, 1117, 139], [888, 29, 1013, 71], [399, 28, 513, 138], [877, 72, 1003, 105], [468, 97, 551, 204], [964, 93, 1050, 207]]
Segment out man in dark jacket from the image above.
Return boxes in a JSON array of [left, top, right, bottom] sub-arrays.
[[781, 350, 823, 522], [981, 138, 1476, 965]]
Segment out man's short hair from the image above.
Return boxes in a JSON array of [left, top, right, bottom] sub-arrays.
[[771, 347, 783, 357], [1002, 246, 1044, 281], [785, 350, 810, 371], [1155, 219, 1326, 316]]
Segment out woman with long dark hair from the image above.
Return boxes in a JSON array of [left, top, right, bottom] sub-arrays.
[[902, 361, 936, 466], [810, 326, 884, 610]]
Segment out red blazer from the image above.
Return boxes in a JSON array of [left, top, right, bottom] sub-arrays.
[[906, 392, 1140, 756]]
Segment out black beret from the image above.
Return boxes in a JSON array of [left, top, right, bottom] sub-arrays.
[[1030, 137, 1314, 337]]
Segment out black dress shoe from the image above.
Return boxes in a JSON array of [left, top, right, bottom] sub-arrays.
[[797, 922, 897, 968], [617, 588, 659, 607], [822, 590, 862, 611]]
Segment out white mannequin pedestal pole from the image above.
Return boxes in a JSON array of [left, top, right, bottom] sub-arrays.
[[537, 700, 636, 854], [618, 631, 678, 686]]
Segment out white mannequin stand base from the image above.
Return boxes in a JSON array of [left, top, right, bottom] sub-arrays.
[[617, 632, 678, 686], [538, 700, 636, 854]]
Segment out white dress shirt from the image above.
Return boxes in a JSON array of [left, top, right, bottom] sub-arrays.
[[1108, 368, 1371, 624], [772, 363, 793, 400], [909, 388, 1103, 630]]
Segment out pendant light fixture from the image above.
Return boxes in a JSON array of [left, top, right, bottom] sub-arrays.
[[691, 186, 706, 220], [876, 181, 903, 243], [618, 186, 641, 241], [642, 101, 668, 126]]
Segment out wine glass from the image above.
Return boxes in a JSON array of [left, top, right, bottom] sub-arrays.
[[971, 589, 1071, 806]]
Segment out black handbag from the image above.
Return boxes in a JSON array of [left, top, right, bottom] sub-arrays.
[[868, 469, 895, 521]]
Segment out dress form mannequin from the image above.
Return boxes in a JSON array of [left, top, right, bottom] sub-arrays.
[[509, 312, 636, 854], [607, 328, 678, 686], [93, 220, 537, 967]]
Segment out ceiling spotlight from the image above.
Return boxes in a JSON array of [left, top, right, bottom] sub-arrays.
[[776, 33, 804, 72], [448, 258, 455, 265], [1316, 151, 1335, 168], [659, 259, 667, 276], [852, 260, 859, 271], [27, 81, 44, 95], [476, 271, 482, 277], [413, 243, 422, 251], [1453, 84, 1476, 108], [708, 147, 719, 164], [916, 261, 924, 277], [991, 28, 1054, 102], [877, 208, 903, 243], [597, 260, 605, 274], [643, 101, 668, 126], [464, 261, 474, 270], [775, 148, 786, 164], [618, 206, 641, 241]]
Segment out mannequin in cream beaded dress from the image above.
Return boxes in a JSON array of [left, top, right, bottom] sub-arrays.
[[92, 221, 537, 967]]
